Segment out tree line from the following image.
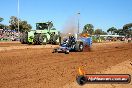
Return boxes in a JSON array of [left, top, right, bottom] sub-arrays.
[[83, 23, 132, 37], [0, 16, 32, 32], [0, 16, 132, 37]]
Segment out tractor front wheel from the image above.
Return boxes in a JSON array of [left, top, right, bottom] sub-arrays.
[[65, 49, 69, 54]]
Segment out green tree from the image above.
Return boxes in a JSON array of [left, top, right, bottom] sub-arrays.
[[0, 24, 4, 29], [19, 21, 32, 32], [114, 29, 119, 35], [0, 17, 4, 22], [123, 23, 132, 29], [94, 29, 107, 35], [9, 16, 18, 30], [0, 17, 4, 29], [107, 27, 117, 35], [123, 23, 132, 37], [117, 29, 124, 35], [102, 31, 107, 35], [94, 29, 103, 35], [9, 16, 32, 32], [83, 24, 94, 35]]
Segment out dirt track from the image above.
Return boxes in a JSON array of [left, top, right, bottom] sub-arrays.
[[0, 42, 132, 88], [63, 60, 132, 88]]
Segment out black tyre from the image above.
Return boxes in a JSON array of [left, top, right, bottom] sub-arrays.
[[23, 32, 28, 43], [52, 35, 60, 45], [33, 33, 40, 45], [65, 50, 69, 54], [76, 75, 87, 85], [79, 43, 83, 52], [59, 36, 61, 45], [39, 35, 47, 45], [75, 42, 83, 52], [20, 32, 28, 44], [20, 34, 24, 44], [55, 36, 61, 45], [52, 49, 57, 53]]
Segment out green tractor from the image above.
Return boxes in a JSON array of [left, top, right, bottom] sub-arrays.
[[20, 21, 61, 45]]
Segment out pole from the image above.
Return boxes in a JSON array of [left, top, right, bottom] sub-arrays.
[[77, 18, 79, 39], [77, 12, 80, 39], [77, 12, 80, 34], [17, 0, 20, 35]]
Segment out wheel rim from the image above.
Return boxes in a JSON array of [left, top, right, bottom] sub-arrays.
[[43, 37, 46, 43], [67, 50, 69, 52], [80, 44, 83, 50]]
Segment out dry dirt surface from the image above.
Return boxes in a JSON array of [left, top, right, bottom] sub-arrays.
[[63, 60, 132, 88], [0, 42, 132, 88], [0, 42, 58, 51]]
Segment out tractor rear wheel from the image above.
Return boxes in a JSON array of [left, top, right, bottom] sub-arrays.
[[20, 32, 28, 44], [75, 42, 83, 52], [34, 33, 40, 45], [20, 34, 24, 44], [52, 35, 61, 45], [39, 35, 47, 45]]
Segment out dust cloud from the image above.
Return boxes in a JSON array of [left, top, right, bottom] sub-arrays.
[[62, 16, 78, 35]]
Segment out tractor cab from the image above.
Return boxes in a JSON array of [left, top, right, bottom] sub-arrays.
[[36, 21, 53, 30]]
